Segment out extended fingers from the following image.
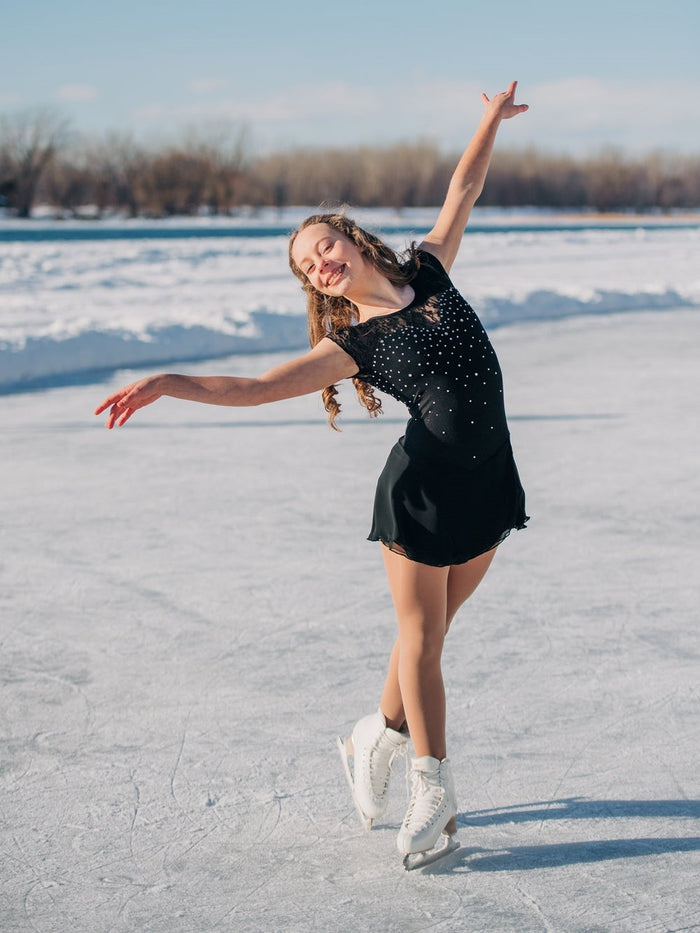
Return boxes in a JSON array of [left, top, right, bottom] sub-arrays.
[[99, 389, 134, 427], [105, 404, 121, 429], [116, 407, 137, 427], [507, 81, 529, 112], [94, 391, 125, 415], [104, 400, 135, 428], [492, 82, 529, 117], [94, 380, 139, 416], [484, 81, 527, 108]]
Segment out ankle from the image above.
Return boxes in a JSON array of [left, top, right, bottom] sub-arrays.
[[380, 710, 407, 734], [411, 742, 446, 760]]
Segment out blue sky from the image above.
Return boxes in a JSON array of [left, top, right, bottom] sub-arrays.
[[2, 0, 699, 154]]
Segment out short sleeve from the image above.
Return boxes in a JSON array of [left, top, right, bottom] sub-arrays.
[[326, 328, 373, 379], [415, 249, 452, 289]]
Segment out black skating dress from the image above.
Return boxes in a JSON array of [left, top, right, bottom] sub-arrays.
[[327, 249, 529, 567]]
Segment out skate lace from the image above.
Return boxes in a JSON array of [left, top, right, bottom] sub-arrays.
[[403, 768, 445, 831], [369, 735, 407, 797]]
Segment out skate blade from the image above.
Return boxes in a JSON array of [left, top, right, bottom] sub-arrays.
[[402, 829, 460, 871], [335, 735, 373, 831]]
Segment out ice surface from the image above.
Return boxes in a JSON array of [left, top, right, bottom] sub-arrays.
[[1, 296, 699, 930]]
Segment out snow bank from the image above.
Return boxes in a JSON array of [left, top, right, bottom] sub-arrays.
[[1, 213, 698, 390]]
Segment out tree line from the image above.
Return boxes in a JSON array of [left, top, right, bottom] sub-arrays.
[[1, 109, 699, 218]]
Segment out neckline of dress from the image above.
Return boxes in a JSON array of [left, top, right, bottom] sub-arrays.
[[356, 285, 418, 325]]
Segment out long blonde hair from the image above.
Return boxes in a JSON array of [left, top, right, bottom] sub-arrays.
[[289, 213, 419, 430]]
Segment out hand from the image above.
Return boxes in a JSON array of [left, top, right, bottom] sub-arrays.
[[94, 375, 164, 428], [481, 80, 529, 121]]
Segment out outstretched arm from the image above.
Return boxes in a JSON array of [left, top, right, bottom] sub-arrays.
[[420, 81, 528, 272], [94, 337, 358, 428]]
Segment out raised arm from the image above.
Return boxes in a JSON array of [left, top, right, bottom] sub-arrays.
[[419, 81, 528, 272], [94, 337, 358, 428]]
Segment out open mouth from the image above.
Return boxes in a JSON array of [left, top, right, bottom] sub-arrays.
[[326, 264, 346, 287]]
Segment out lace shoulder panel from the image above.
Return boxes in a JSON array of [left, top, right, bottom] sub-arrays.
[[325, 250, 451, 378], [326, 327, 369, 376]]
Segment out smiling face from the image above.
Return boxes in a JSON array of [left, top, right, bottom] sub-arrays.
[[290, 222, 369, 298]]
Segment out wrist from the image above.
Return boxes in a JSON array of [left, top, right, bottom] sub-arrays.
[[481, 109, 503, 130], [156, 373, 176, 397]]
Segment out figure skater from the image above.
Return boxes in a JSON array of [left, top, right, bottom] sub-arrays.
[[95, 81, 529, 868]]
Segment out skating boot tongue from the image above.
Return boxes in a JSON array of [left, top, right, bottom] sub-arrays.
[[405, 756, 445, 825], [412, 755, 441, 773]]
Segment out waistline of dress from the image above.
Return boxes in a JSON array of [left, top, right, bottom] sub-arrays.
[[399, 420, 512, 472]]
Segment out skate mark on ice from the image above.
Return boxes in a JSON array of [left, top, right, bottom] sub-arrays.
[[1, 663, 96, 745], [127, 769, 141, 864], [163, 823, 221, 872], [23, 879, 50, 933], [536, 690, 681, 833], [105, 885, 155, 933], [11, 830, 55, 913], [211, 878, 271, 930], [256, 794, 283, 843], [515, 881, 557, 933], [168, 716, 195, 818], [170, 728, 187, 800]]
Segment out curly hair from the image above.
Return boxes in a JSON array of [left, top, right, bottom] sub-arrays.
[[289, 213, 419, 430]]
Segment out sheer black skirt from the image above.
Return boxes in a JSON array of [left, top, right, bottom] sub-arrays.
[[368, 435, 529, 567]]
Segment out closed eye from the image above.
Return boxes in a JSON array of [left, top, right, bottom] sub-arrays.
[[303, 239, 332, 276]]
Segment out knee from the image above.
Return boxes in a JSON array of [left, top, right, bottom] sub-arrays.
[[398, 619, 445, 667]]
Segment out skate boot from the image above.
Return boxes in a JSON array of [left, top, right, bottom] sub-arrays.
[[397, 756, 460, 869], [336, 710, 408, 829]]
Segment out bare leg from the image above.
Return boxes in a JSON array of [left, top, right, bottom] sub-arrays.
[[379, 547, 498, 748], [380, 546, 450, 759], [445, 547, 497, 632]]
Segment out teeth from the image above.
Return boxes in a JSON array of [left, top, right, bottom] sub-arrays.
[[327, 265, 344, 286]]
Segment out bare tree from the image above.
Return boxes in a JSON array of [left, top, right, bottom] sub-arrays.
[[0, 108, 70, 216], [181, 124, 250, 214], [126, 124, 250, 216], [4, 115, 699, 216], [79, 134, 150, 217]]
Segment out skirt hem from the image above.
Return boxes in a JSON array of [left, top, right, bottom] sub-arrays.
[[368, 516, 529, 568]]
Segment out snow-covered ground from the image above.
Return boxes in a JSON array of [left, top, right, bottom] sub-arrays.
[[1, 209, 699, 390], [1, 217, 699, 931]]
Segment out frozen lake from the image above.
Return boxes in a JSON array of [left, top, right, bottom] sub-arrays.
[[1, 210, 699, 930]]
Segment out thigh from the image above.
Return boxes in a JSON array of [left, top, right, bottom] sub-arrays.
[[445, 547, 497, 631], [381, 545, 450, 631]]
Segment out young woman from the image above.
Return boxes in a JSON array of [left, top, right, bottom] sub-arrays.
[[95, 81, 529, 868]]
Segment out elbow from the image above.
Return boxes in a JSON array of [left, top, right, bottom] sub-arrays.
[[248, 377, 284, 407], [219, 376, 267, 408], [461, 180, 483, 204], [247, 378, 269, 407]]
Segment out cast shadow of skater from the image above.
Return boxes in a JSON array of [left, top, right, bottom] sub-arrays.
[[460, 797, 700, 827], [453, 836, 700, 875], [414, 798, 700, 875]]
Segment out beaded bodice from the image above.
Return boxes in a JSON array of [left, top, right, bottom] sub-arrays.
[[328, 251, 510, 467]]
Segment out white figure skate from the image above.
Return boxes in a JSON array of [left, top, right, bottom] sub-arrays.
[[336, 710, 408, 830], [397, 756, 460, 870]]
